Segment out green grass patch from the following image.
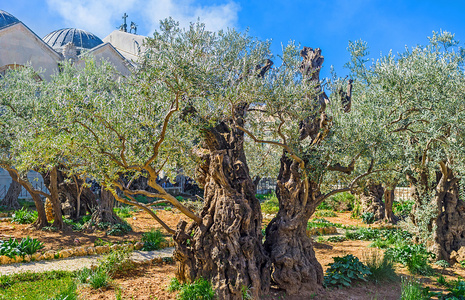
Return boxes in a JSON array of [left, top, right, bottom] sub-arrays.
[[364, 251, 398, 283], [260, 193, 279, 214], [314, 210, 337, 217], [0, 270, 76, 300], [142, 228, 166, 251], [168, 277, 215, 300]]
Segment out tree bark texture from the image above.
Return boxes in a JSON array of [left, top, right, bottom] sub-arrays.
[[264, 154, 323, 296], [262, 47, 350, 295], [360, 183, 385, 221], [0, 178, 21, 210], [383, 187, 398, 224], [173, 105, 270, 299], [6, 169, 49, 229], [430, 166, 465, 261], [88, 186, 122, 226]]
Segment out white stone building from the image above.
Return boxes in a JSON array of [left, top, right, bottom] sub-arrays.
[[0, 9, 147, 199]]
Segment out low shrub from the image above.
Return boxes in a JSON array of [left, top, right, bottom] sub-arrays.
[[11, 207, 38, 224], [0, 236, 44, 258], [97, 249, 134, 277], [400, 277, 428, 300], [361, 212, 375, 224], [345, 228, 380, 241], [393, 200, 414, 217], [88, 268, 110, 289], [142, 229, 166, 251], [314, 210, 337, 217], [114, 206, 133, 218], [307, 218, 336, 229], [324, 254, 371, 288], [105, 221, 132, 236], [326, 236, 347, 243], [318, 192, 355, 212], [363, 251, 397, 283], [385, 244, 434, 275]]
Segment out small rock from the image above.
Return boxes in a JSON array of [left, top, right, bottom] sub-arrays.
[[95, 246, 106, 254], [60, 249, 72, 258], [86, 247, 96, 255], [0, 255, 9, 264], [75, 247, 87, 256], [31, 253, 43, 261], [44, 250, 57, 260], [134, 242, 144, 250]]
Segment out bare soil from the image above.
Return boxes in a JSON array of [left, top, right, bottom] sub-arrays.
[[3, 210, 465, 299]]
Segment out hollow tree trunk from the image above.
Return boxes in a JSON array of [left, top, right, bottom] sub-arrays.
[[430, 167, 465, 261], [87, 186, 122, 227], [6, 169, 49, 229], [383, 186, 398, 224], [0, 178, 21, 210], [173, 106, 270, 299], [264, 154, 323, 296], [360, 182, 385, 221], [55, 169, 97, 220]]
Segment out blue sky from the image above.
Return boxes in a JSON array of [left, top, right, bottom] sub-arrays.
[[3, 0, 465, 78]]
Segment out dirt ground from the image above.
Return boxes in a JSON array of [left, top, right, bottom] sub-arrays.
[[0, 209, 188, 251], [2, 210, 465, 299]]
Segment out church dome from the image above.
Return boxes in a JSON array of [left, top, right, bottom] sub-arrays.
[[43, 28, 103, 55], [0, 10, 20, 29]]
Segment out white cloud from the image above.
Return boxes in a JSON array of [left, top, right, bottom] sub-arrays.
[[46, 0, 239, 38]]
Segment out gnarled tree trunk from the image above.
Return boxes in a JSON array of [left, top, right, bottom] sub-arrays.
[[0, 178, 21, 210], [430, 165, 465, 261], [6, 169, 49, 229], [360, 182, 385, 221], [264, 154, 323, 296], [384, 186, 398, 224], [174, 105, 270, 299], [87, 186, 122, 227]]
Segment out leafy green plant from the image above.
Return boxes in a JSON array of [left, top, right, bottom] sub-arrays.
[[114, 206, 133, 218], [317, 192, 355, 212], [49, 282, 77, 300], [168, 277, 182, 292], [260, 193, 279, 214], [106, 221, 132, 236], [307, 218, 336, 229], [324, 254, 371, 288], [361, 212, 375, 224], [400, 277, 428, 300], [326, 236, 346, 242], [434, 260, 450, 269], [11, 207, 38, 224], [76, 267, 91, 284], [0, 236, 44, 258], [88, 268, 110, 289], [142, 229, 166, 251], [314, 210, 337, 217], [393, 200, 414, 217], [461, 260, 465, 268], [363, 251, 397, 283], [443, 279, 465, 299], [385, 244, 434, 275], [345, 228, 380, 241]]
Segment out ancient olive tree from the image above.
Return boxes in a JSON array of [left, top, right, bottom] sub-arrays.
[[349, 31, 465, 261], [235, 39, 404, 294]]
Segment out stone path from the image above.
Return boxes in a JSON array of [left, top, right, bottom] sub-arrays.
[[0, 247, 174, 276]]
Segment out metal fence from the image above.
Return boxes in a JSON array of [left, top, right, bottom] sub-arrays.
[[0, 182, 48, 200], [256, 177, 412, 201]]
